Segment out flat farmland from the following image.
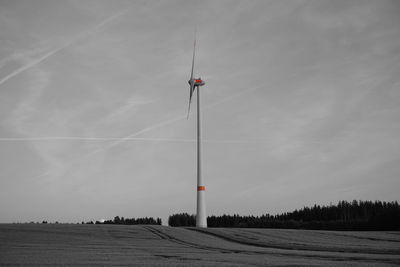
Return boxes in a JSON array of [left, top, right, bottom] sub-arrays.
[[0, 224, 399, 266]]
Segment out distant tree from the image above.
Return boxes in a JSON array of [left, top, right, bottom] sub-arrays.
[[168, 213, 196, 226], [98, 216, 160, 225], [114, 216, 121, 224]]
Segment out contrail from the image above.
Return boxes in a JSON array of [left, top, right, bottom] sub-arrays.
[[0, 136, 267, 144], [7, 84, 265, 160], [85, 85, 266, 156], [0, 10, 127, 87], [24, 85, 266, 180], [0, 136, 194, 142], [0, 47, 66, 86], [0, 87, 265, 142]]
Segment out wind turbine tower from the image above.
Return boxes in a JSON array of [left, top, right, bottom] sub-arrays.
[[187, 33, 207, 228]]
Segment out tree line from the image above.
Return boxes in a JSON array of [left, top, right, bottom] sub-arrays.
[[168, 213, 196, 227], [96, 216, 162, 225], [168, 200, 400, 230]]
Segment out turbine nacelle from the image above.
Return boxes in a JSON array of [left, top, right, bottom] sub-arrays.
[[188, 78, 205, 87]]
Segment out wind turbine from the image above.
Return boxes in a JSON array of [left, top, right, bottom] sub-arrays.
[[187, 32, 207, 228]]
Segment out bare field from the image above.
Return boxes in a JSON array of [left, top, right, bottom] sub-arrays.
[[0, 224, 399, 266]]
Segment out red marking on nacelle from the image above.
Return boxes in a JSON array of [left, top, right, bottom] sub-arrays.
[[198, 186, 205, 191], [195, 79, 202, 83]]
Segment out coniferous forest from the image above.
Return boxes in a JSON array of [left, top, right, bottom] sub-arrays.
[[95, 216, 162, 225], [169, 200, 400, 230]]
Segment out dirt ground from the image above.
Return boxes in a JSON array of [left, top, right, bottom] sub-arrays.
[[0, 224, 399, 266]]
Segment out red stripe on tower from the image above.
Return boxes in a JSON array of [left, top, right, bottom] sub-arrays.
[[198, 186, 205, 191]]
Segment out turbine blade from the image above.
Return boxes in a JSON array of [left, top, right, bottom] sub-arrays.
[[187, 28, 197, 119], [190, 29, 196, 80], [187, 83, 195, 119]]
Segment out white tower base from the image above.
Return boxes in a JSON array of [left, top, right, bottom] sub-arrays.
[[196, 85, 207, 228], [196, 189, 207, 227]]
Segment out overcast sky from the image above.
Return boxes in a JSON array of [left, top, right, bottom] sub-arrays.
[[0, 0, 399, 223]]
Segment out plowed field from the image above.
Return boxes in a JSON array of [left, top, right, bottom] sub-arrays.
[[1, 224, 399, 266]]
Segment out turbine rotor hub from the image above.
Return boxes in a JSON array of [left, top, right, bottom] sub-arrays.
[[189, 78, 205, 86]]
